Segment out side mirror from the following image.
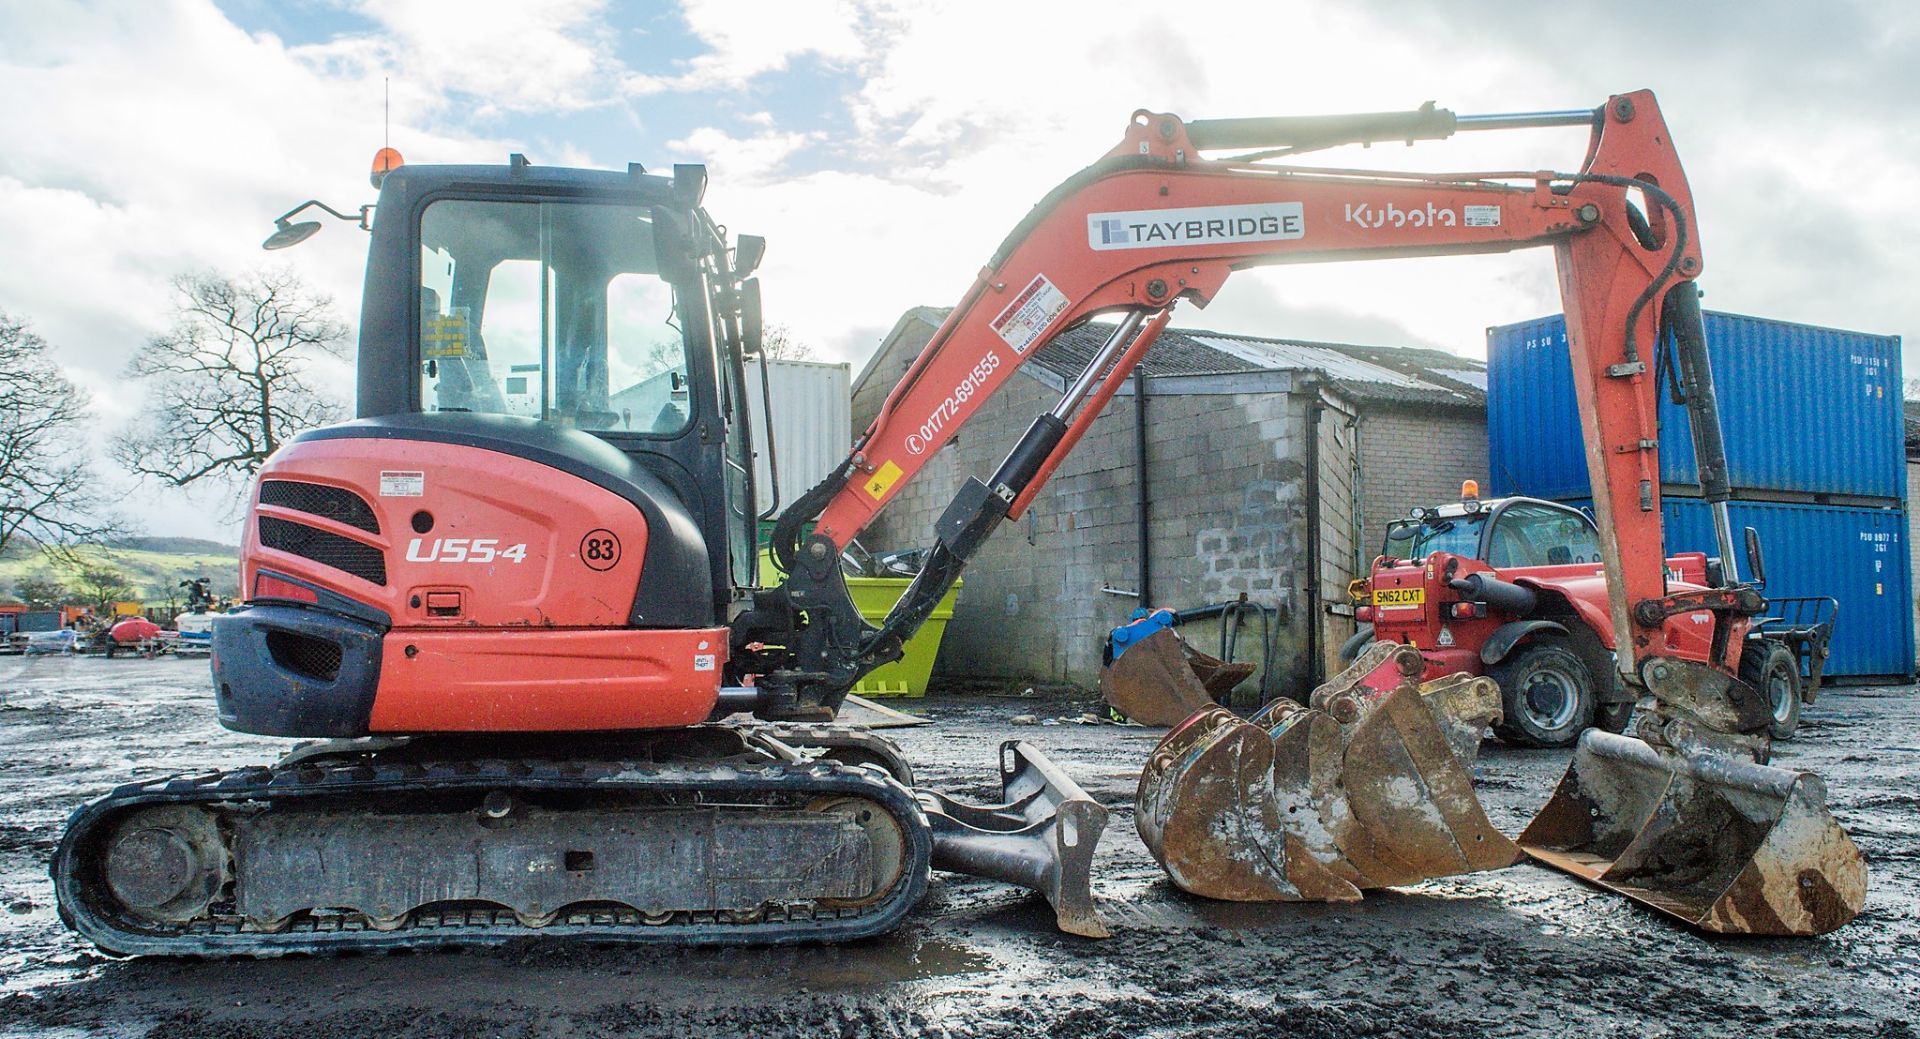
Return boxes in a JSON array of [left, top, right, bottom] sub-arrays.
[[650, 205, 698, 282], [1744, 525, 1767, 590], [740, 277, 764, 355], [735, 235, 766, 278], [1385, 523, 1416, 543]]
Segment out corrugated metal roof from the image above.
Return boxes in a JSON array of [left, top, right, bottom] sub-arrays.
[[1029, 322, 1487, 410], [1189, 335, 1435, 389], [853, 306, 1487, 413]]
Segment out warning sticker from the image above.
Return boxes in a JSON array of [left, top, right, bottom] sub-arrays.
[[422, 308, 473, 358], [694, 654, 716, 672], [989, 274, 1069, 355], [379, 471, 425, 497], [1463, 205, 1502, 228], [864, 460, 904, 500]]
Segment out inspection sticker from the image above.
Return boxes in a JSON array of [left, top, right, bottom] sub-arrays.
[[379, 471, 425, 497], [990, 273, 1069, 354], [1463, 205, 1503, 227]]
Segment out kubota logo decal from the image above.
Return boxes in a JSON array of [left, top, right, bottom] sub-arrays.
[[1342, 202, 1502, 230]]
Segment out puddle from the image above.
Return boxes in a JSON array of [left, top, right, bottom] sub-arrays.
[[783, 930, 995, 988]]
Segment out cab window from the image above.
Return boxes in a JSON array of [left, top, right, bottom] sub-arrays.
[[1485, 504, 1601, 568], [417, 199, 692, 434], [1402, 514, 1485, 560]]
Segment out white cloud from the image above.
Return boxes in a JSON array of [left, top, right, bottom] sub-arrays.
[[0, 0, 517, 539], [321, 0, 628, 116], [667, 0, 868, 89]]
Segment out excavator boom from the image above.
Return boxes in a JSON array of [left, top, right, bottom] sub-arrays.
[[749, 90, 1862, 934], [751, 94, 1690, 720]]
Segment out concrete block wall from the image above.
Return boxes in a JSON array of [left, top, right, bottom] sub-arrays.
[[1356, 408, 1489, 560], [866, 373, 1314, 694]]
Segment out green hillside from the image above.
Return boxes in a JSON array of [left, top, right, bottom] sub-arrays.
[[0, 542, 240, 607]]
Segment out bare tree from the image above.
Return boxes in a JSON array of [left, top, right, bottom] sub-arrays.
[[116, 269, 348, 488], [756, 322, 815, 361], [0, 311, 117, 557]]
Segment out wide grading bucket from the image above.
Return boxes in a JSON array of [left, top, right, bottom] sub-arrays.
[[1129, 639, 1521, 901], [1519, 729, 1865, 936]]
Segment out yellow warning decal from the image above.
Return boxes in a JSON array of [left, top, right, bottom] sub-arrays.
[[864, 460, 904, 500], [422, 311, 472, 358]]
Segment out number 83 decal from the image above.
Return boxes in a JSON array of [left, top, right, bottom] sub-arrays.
[[578, 529, 622, 572]]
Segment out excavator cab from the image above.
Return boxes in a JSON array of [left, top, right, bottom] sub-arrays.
[[364, 160, 761, 615]]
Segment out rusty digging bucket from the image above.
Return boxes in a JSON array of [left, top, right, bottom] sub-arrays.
[[1519, 729, 1866, 936], [1100, 628, 1254, 726], [1128, 638, 1521, 902]]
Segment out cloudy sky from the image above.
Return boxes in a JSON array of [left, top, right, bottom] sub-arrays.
[[1, 0, 1914, 542]]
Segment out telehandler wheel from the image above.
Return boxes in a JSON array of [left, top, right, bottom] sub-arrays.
[[1594, 700, 1634, 734], [1489, 641, 1595, 749], [1742, 639, 1802, 740]]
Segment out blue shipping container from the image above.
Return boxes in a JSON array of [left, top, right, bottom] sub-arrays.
[[1561, 497, 1913, 680], [1488, 311, 1904, 503]]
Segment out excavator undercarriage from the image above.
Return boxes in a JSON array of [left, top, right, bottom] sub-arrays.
[[55, 727, 1106, 955]]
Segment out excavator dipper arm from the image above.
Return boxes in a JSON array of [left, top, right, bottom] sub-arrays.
[[750, 92, 1710, 726]]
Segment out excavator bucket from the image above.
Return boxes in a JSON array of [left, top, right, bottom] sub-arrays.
[[1100, 627, 1252, 725], [1519, 730, 1866, 936], [920, 740, 1110, 937], [1134, 639, 1521, 901]]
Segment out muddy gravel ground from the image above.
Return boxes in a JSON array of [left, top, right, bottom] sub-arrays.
[[1, 654, 1915, 1038]]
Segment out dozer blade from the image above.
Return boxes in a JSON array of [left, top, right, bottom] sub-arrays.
[[1136, 640, 1521, 901], [1519, 729, 1866, 936], [1100, 627, 1238, 725], [920, 740, 1110, 938]]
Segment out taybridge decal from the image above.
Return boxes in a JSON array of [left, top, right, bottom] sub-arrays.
[[1087, 203, 1304, 251], [905, 351, 1000, 455]]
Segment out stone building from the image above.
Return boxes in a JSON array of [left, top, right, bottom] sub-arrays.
[[849, 310, 1488, 700]]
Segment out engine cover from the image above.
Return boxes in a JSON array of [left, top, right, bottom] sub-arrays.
[[213, 414, 724, 736]]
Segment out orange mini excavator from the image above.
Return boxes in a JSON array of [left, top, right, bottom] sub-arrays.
[[56, 90, 1861, 955]]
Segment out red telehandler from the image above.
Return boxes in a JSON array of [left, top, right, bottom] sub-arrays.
[[1341, 489, 1832, 747], [55, 90, 1861, 955]]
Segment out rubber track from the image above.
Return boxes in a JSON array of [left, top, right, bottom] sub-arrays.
[[52, 752, 933, 958]]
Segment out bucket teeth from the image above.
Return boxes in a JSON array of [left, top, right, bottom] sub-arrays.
[[1133, 640, 1521, 902], [1519, 730, 1866, 936]]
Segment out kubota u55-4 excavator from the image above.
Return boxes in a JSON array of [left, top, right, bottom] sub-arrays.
[[55, 89, 1863, 955]]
